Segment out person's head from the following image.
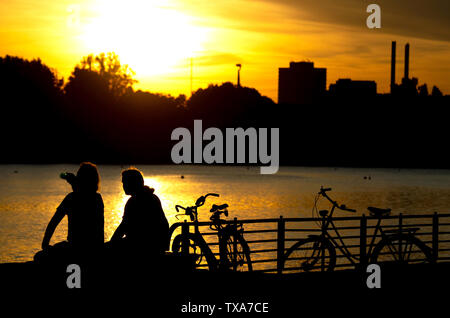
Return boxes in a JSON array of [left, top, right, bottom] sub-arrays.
[[76, 162, 100, 193], [122, 167, 144, 195]]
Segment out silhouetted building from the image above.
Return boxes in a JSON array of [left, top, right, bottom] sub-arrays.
[[278, 62, 326, 104], [329, 79, 377, 98]]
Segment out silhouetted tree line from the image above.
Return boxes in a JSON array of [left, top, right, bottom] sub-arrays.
[[0, 54, 448, 168]]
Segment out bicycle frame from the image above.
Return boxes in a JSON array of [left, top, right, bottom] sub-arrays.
[[316, 189, 398, 266], [174, 194, 248, 271]]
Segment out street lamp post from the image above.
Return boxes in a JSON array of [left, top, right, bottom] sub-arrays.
[[236, 64, 242, 87]]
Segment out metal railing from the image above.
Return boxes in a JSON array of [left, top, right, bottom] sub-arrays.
[[168, 212, 450, 273]]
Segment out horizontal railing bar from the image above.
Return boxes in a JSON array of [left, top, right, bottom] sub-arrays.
[[246, 228, 443, 236], [170, 213, 450, 230], [335, 254, 360, 260], [321, 226, 363, 230], [253, 269, 278, 273], [372, 253, 428, 258], [334, 244, 361, 249], [334, 263, 354, 268], [250, 258, 278, 264], [411, 232, 434, 236], [273, 225, 434, 232], [248, 248, 278, 254], [245, 239, 278, 244], [366, 224, 433, 229], [283, 254, 335, 261], [242, 229, 278, 234], [198, 232, 218, 236], [283, 237, 369, 242], [285, 229, 322, 232], [284, 225, 434, 231], [379, 224, 433, 228], [417, 240, 432, 244], [280, 267, 304, 272], [285, 238, 307, 243], [282, 214, 450, 222], [283, 263, 354, 271]]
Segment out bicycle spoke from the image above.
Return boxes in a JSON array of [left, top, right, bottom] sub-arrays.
[[283, 238, 335, 273], [404, 243, 413, 262], [371, 234, 432, 265], [386, 242, 400, 262]]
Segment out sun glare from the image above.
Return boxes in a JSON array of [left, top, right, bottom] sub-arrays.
[[82, 0, 208, 76]]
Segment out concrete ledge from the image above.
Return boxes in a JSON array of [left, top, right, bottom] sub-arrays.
[[1, 261, 449, 316]]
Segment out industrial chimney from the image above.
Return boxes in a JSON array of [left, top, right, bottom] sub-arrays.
[[391, 41, 396, 94], [404, 43, 410, 80]]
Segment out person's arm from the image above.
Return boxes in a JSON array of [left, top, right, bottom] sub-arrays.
[[41, 208, 65, 249], [97, 194, 105, 244], [111, 200, 131, 242], [42, 194, 71, 249], [110, 222, 126, 242]]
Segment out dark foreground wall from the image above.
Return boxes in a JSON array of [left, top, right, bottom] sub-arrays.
[[2, 261, 449, 317]]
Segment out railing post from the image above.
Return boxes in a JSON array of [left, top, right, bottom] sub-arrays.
[[277, 216, 285, 274], [432, 212, 439, 262], [398, 213, 403, 261], [233, 217, 238, 271], [182, 220, 189, 256], [360, 214, 367, 270]]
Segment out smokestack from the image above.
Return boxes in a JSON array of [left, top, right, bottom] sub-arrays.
[[391, 41, 396, 94], [404, 43, 410, 80]]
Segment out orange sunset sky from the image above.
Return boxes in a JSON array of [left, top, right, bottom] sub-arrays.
[[1, 0, 449, 100]]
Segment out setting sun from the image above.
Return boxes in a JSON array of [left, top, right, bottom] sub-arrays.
[[80, 0, 208, 76]]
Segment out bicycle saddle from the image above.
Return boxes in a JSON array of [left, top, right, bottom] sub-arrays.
[[367, 206, 391, 217], [210, 203, 229, 212]]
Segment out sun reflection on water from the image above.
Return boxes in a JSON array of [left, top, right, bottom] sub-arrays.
[[1, 165, 450, 263]]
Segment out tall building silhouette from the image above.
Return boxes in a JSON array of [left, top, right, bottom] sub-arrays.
[[278, 62, 326, 104]]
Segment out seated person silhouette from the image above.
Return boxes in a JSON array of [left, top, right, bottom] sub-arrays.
[[108, 168, 169, 259], [35, 162, 104, 263]]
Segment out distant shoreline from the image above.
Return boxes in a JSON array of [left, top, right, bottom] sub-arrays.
[[1, 163, 450, 170]]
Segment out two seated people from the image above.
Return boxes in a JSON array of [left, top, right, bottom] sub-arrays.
[[35, 162, 169, 267]]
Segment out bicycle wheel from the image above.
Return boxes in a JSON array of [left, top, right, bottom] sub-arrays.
[[219, 232, 253, 272], [172, 234, 217, 271], [370, 233, 433, 265], [282, 236, 336, 273]]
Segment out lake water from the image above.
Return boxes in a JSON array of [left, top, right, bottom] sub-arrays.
[[1, 164, 450, 264]]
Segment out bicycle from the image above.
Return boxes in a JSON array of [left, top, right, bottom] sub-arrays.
[[171, 193, 253, 272], [282, 187, 433, 273]]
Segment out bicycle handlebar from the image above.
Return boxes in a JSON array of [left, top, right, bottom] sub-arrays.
[[175, 205, 185, 213], [176, 193, 220, 216], [195, 193, 219, 207], [339, 205, 356, 213], [319, 186, 356, 213]]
